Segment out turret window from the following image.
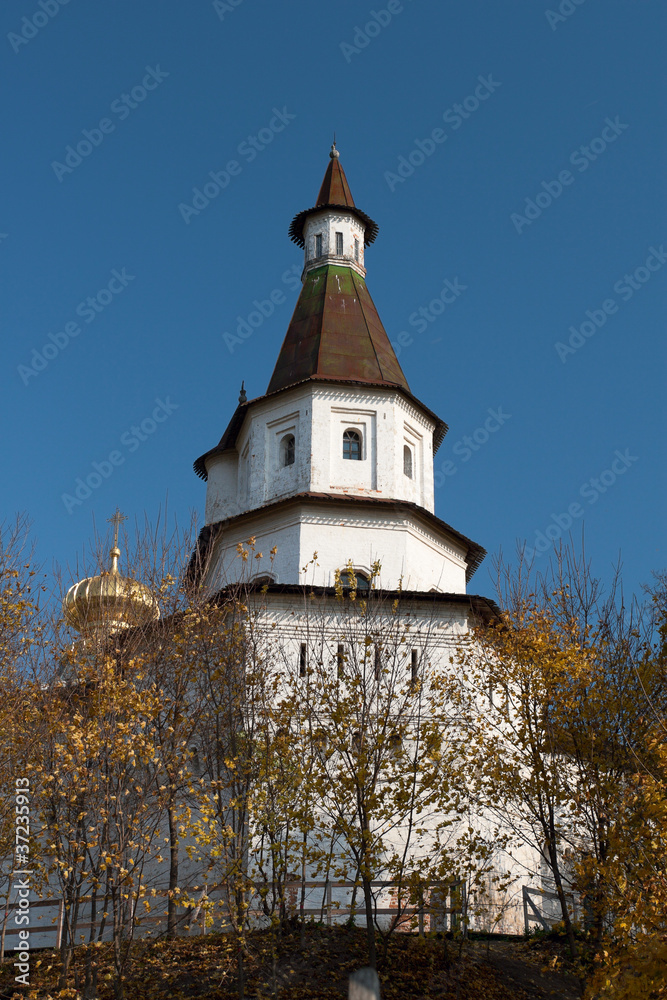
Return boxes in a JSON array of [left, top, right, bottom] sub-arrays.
[[280, 433, 295, 467], [335, 231, 343, 255], [340, 570, 370, 591], [354, 237, 359, 262], [315, 233, 323, 257], [343, 429, 362, 461], [403, 445, 413, 479]]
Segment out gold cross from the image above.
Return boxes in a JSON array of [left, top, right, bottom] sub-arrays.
[[107, 508, 127, 549]]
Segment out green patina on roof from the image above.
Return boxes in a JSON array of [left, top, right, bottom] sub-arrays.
[[266, 264, 410, 395]]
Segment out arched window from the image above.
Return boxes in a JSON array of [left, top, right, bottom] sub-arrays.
[[280, 433, 295, 467], [340, 570, 370, 591], [403, 445, 413, 478], [343, 429, 361, 461]]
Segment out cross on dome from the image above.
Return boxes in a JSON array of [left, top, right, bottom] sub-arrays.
[[107, 507, 127, 573]]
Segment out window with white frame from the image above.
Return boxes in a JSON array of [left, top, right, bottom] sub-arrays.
[[343, 428, 362, 460], [403, 444, 413, 478], [280, 433, 295, 467]]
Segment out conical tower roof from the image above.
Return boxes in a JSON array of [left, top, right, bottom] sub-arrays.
[[315, 152, 356, 208], [193, 146, 448, 482], [288, 146, 379, 248], [267, 263, 409, 394], [270, 147, 407, 395]]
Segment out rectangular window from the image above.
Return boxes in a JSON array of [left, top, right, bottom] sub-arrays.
[[315, 233, 322, 257], [299, 643, 307, 677], [374, 645, 382, 682], [337, 643, 345, 679], [410, 648, 419, 689], [354, 237, 359, 262], [335, 231, 343, 255]]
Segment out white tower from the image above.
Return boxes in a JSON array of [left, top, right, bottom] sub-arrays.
[[194, 146, 485, 595]]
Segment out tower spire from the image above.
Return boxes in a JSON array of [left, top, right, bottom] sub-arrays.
[[267, 150, 408, 396], [107, 507, 126, 574]]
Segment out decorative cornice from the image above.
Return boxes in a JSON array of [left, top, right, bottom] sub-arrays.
[[195, 492, 485, 583]]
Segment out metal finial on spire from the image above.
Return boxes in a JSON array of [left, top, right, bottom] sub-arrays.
[[330, 134, 339, 159], [107, 508, 126, 574], [238, 381, 247, 404]]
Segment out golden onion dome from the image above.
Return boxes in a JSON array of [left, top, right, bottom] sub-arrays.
[[63, 519, 159, 636]]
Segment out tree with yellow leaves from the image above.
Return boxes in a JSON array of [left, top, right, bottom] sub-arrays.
[[455, 544, 666, 969], [36, 638, 170, 996], [583, 573, 667, 998], [287, 560, 491, 970], [0, 517, 44, 963]]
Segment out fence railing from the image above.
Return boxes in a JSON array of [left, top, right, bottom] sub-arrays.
[[522, 884, 578, 936], [3, 878, 568, 955], [0, 879, 466, 956]]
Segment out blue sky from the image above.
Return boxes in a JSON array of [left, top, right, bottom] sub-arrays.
[[2, 0, 664, 604]]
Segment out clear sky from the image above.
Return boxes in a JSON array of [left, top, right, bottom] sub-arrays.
[[2, 0, 665, 604]]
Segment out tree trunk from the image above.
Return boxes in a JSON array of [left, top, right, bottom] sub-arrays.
[[237, 941, 245, 1000], [547, 838, 577, 958], [167, 800, 179, 938], [0, 872, 11, 963], [299, 829, 307, 948], [362, 876, 377, 970]]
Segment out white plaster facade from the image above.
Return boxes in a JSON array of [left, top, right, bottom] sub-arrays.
[[219, 591, 550, 937], [204, 500, 469, 593], [202, 383, 457, 592], [205, 384, 435, 520], [303, 209, 366, 277]]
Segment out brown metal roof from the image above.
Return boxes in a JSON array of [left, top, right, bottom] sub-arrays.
[[267, 264, 409, 394], [211, 580, 500, 623], [316, 155, 355, 208], [289, 154, 379, 248]]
